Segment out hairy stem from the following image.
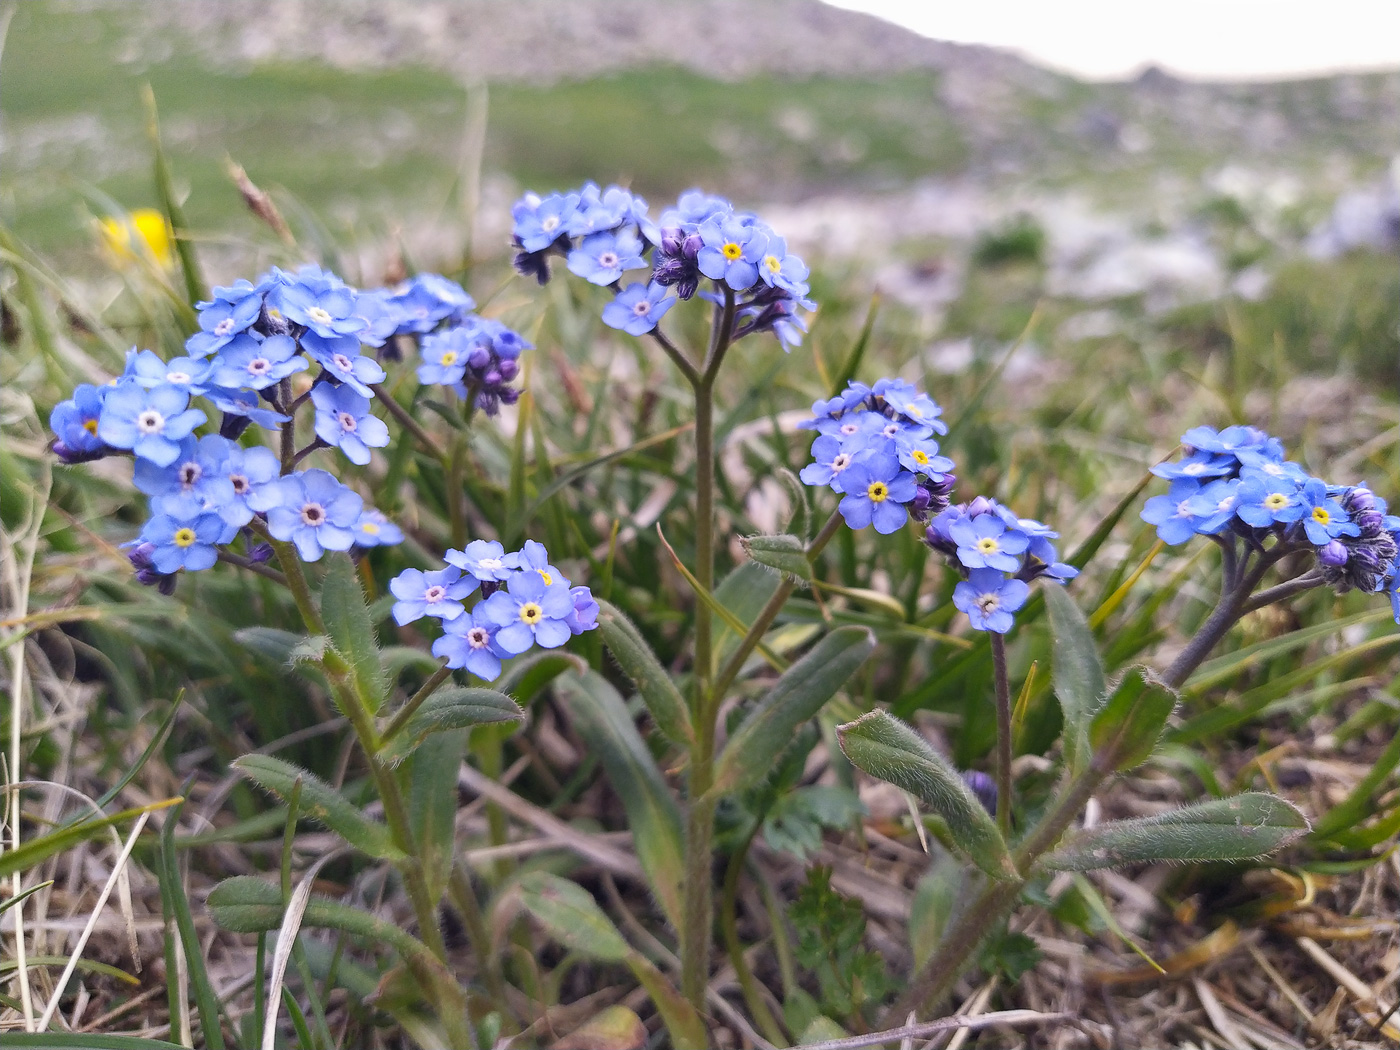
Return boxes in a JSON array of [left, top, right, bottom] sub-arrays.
[[379, 664, 454, 748], [370, 382, 448, 461], [720, 829, 789, 1047], [216, 548, 286, 585], [990, 633, 1013, 837]]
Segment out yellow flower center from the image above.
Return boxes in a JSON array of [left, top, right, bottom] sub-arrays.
[[173, 527, 197, 548], [1264, 493, 1289, 510], [538, 569, 553, 586], [867, 481, 889, 503], [912, 449, 929, 465], [764, 254, 782, 273], [977, 537, 1000, 554], [519, 602, 543, 625], [440, 351, 458, 366], [722, 242, 743, 261], [1311, 506, 1330, 524], [361, 521, 380, 535], [83, 418, 99, 435]]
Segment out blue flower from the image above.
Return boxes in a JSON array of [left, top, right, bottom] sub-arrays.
[[1151, 450, 1236, 481], [433, 610, 509, 680], [513, 191, 580, 253], [250, 469, 363, 562], [445, 539, 513, 583], [351, 509, 404, 547], [1298, 477, 1359, 546], [386, 273, 475, 335], [1181, 424, 1281, 459], [477, 570, 575, 653], [417, 327, 470, 386], [389, 566, 477, 626], [836, 454, 917, 534], [186, 289, 263, 358], [949, 512, 1030, 572], [1236, 472, 1305, 528], [696, 215, 769, 291], [657, 189, 732, 229], [878, 381, 948, 435], [572, 183, 653, 237], [895, 433, 954, 479], [602, 282, 676, 336], [311, 383, 390, 466], [799, 435, 861, 492], [214, 443, 280, 530], [50, 384, 109, 459], [209, 334, 307, 391], [301, 333, 386, 396], [134, 434, 236, 511], [504, 539, 569, 588], [756, 235, 811, 295], [1192, 478, 1241, 534], [1141, 478, 1215, 544], [203, 387, 292, 431], [798, 382, 872, 431], [1235, 448, 1309, 484], [138, 494, 226, 574], [564, 586, 600, 635], [126, 349, 213, 394], [97, 382, 207, 467], [567, 229, 647, 286], [269, 281, 366, 340], [953, 568, 1030, 634]]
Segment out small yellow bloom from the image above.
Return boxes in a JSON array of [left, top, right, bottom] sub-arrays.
[[99, 208, 175, 270]]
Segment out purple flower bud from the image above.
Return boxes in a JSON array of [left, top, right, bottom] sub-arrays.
[[961, 770, 998, 817], [965, 496, 995, 518], [659, 227, 685, 255], [498, 359, 519, 381], [247, 542, 275, 564], [219, 413, 253, 440], [1319, 540, 1348, 567], [468, 345, 491, 369], [513, 247, 552, 285], [51, 439, 111, 465], [483, 370, 502, 387], [1357, 511, 1384, 536], [1348, 486, 1377, 513]]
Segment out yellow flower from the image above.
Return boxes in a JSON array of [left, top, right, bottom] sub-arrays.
[[99, 208, 175, 270]]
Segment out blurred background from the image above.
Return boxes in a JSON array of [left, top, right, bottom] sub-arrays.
[[4, 0, 1398, 334]]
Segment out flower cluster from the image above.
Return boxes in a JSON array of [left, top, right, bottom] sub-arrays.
[[925, 497, 1079, 634], [1142, 424, 1400, 618], [511, 182, 814, 351], [798, 378, 957, 534], [47, 263, 453, 587], [390, 540, 598, 681]]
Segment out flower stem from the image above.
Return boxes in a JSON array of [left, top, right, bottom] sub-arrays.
[[378, 664, 454, 749], [370, 382, 448, 461], [990, 633, 1013, 838], [720, 828, 788, 1047]]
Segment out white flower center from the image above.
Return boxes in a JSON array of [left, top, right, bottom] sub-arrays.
[[339, 411, 358, 431], [424, 585, 446, 603], [179, 462, 202, 487], [1183, 463, 1205, 475], [976, 593, 1001, 614], [467, 627, 490, 648], [230, 473, 249, 494], [599, 251, 619, 268], [307, 306, 334, 326], [632, 299, 651, 316], [167, 371, 191, 385], [333, 353, 355, 372], [540, 215, 559, 232], [248, 357, 271, 375], [300, 502, 326, 526], [214, 319, 235, 336], [137, 410, 165, 434], [831, 453, 851, 472], [477, 557, 503, 572]]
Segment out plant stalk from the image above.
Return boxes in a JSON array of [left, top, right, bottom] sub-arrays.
[[990, 633, 1013, 837], [720, 828, 788, 1047]]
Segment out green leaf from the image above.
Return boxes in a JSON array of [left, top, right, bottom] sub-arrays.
[[232, 754, 404, 861], [836, 711, 1017, 881], [741, 533, 813, 583], [410, 730, 467, 901], [712, 627, 875, 797], [233, 626, 305, 665], [713, 561, 785, 669], [320, 553, 388, 712], [1045, 584, 1106, 776], [597, 600, 692, 747], [556, 670, 684, 929], [762, 786, 867, 861], [207, 874, 283, 933], [208, 876, 437, 965], [496, 649, 587, 706], [158, 797, 226, 1050], [0, 799, 178, 881], [908, 853, 965, 969], [1043, 793, 1310, 870], [1089, 666, 1176, 771], [516, 871, 630, 961], [378, 687, 524, 766], [0, 1036, 191, 1050]]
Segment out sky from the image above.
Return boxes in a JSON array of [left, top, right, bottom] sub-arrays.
[[821, 0, 1400, 81]]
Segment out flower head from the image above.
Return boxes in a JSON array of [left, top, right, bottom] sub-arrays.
[[311, 383, 390, 466], [97, 382, 207, 467], [602, 282, 676, 336], [953, 568, 1030, 634], [251, 469, 364, 562], [390, 566, 477, 626]]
